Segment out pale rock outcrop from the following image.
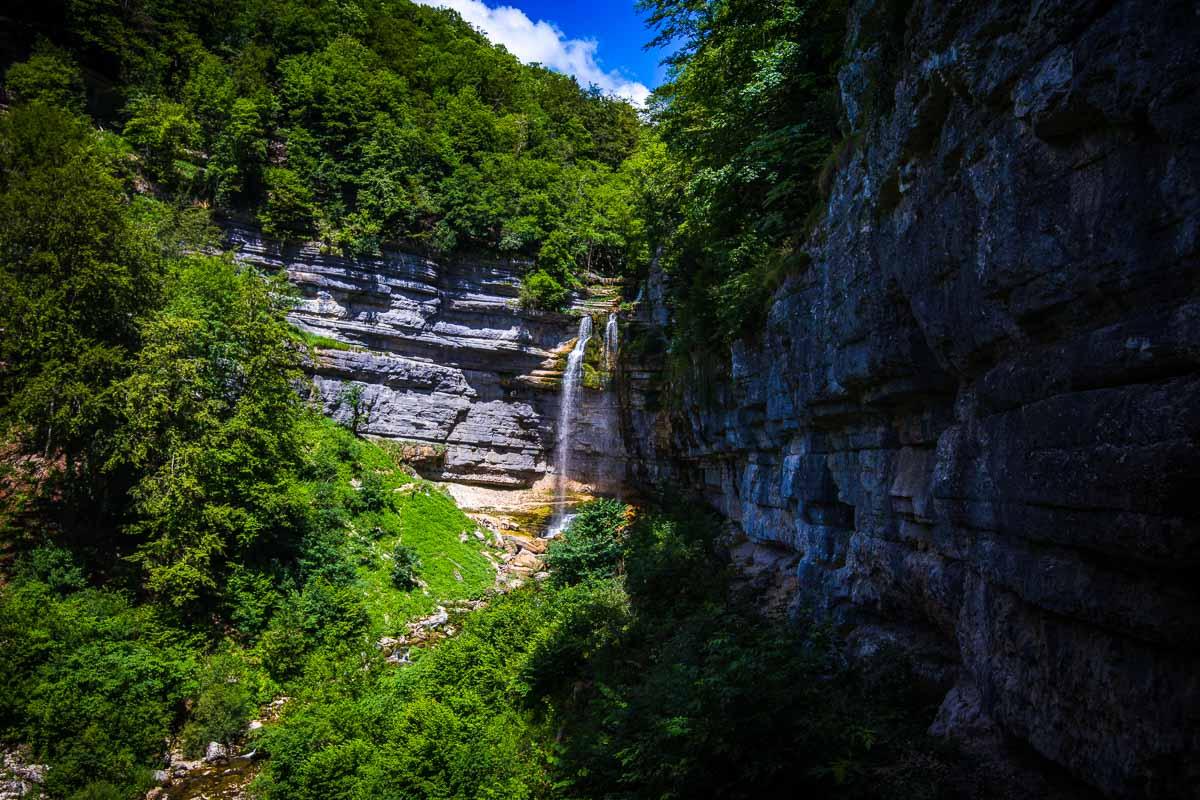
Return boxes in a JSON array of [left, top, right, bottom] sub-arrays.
[[227, 227, 625, 490]]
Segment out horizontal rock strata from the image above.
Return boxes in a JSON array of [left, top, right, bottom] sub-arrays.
[[227, 226, 625, 490]]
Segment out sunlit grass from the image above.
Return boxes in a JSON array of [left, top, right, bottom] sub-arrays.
[[300, 416, 494, 634]]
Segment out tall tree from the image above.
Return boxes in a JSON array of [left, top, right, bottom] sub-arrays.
[[114, 255, 309, 606], [0, 104, 160, 491]]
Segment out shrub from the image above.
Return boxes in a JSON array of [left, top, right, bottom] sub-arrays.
[[260, 167, 317, 240], [390, 543, 421, 590], [357, 471, 391, 513], [258, 599, 308, 681], [299, 522, 358, 587], [0, 578, 197, 798], [519, 270, 569, 311], [181, 652, 259, 758], [300, 578, 369, 644], [224, 564, 284, 636], [122, 95, 201, 189], [544, 498, 628, 585], [3, 42, 84, 111], [338, 383, 370, 434], [16, 544, 86, 593]]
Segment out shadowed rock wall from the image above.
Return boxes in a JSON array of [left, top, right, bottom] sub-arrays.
[[625, 0, 1200, 796]]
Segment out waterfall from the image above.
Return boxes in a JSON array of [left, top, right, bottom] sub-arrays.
[[549, 315, 593, 535], [603, 312, 619, 373]]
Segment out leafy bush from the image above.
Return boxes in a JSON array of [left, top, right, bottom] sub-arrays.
[[544, 498, 628, 585], [3, 42, 84, 111], [254, 580, 624, 800], [258, 599, 309, 681], [122, 95, 201, 189], [260, 167, 317, 240], [114, 254, 308, 609], [0, 577, 198, 798], [298, 522, 358, 587], [181, 652, 260, 758], [16, 543, 87, 593], [224, 564, 286, 636], [519, 270, 570, 311], [389, 543, 421, 590], [0, 103, 160, 489], [300, 578, 370, 645], [356, 471, 391, 513]]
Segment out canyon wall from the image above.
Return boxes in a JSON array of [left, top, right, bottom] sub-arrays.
[[227, 227, 624, 492], [226, 0, 1200, 790], [626, 0, 1200, 796]]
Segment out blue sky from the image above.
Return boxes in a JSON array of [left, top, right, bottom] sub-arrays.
[[514, 1, 670, 87], [412, 0, 672, 104]]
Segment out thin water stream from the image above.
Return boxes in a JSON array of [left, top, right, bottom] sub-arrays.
[[549, 315, 593, 535], [603, 311, 619, 374]]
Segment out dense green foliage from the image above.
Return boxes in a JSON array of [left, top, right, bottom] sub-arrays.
[[0, 412, 495, 796], [0, 547, 199, 797], [254, 501, 963, 799], [542, 497, 628, 584], [0, 97, 492, 794], [390, 543, 422, 590], [179, 651, 261, 759], [3, 42, 85, 112], [115, 255, 308, 606], [0, 104, 161, 495], [640, 0, 849, 345], [0, 3, 967, 797], [4, 0, 650, 307]]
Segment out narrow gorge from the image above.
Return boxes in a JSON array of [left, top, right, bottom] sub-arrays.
[[225, 0, 1200, 795], [1, 0, 1196, 797]]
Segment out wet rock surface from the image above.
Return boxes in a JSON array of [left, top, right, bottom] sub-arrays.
[[627, 0, 1200, 796]]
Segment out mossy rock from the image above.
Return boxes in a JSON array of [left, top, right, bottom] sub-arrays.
[[505, 504, 555, 536], [581, 363, 602, 390]]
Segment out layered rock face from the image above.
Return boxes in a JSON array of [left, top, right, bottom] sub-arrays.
[[227, 227, 624, 490], [630, 0, 1200, 796]]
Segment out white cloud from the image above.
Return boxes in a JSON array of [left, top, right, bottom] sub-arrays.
[[414, 0, 651, 106]]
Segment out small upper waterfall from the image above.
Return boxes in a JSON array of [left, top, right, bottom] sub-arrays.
[[603, 312, 619, 373], [550, 315, 593, 534]]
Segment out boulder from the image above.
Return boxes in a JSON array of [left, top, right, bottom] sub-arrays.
[[511, 550, 543, 571]]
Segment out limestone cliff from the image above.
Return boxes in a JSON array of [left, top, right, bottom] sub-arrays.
[[625, 0, 1200, 796], [227, 226, 624, 492]]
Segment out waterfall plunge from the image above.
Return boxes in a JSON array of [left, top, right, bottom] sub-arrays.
[[549, 315, 593, 535]]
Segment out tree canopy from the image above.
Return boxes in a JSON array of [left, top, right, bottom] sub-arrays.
[[640, 0, 849, 344], [4, 0, 648, 308]]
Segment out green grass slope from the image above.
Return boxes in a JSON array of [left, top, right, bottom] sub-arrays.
[[299, 415, 495, 634]]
